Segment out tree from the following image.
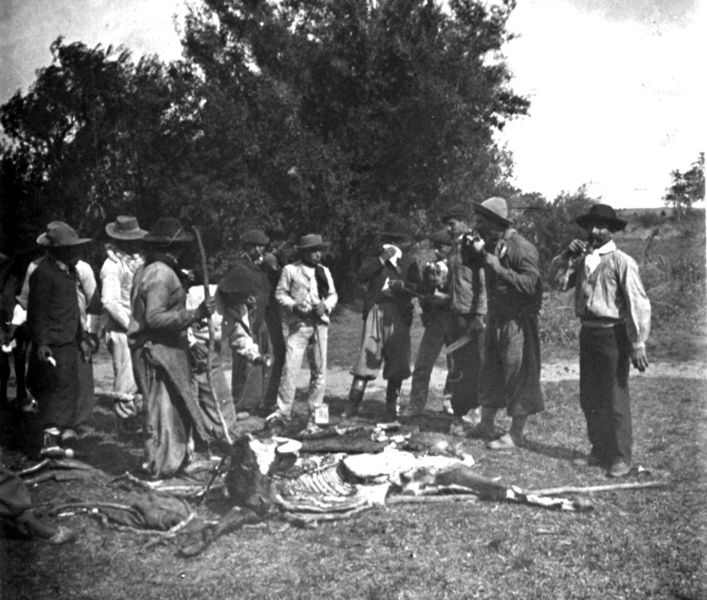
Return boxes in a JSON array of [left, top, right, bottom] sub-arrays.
[[664, 153, 705, 220], [508, 186, 596, 270], [1, 1, 529, 299], [180, 0, 529, 292], [0, 39, 198, 250]]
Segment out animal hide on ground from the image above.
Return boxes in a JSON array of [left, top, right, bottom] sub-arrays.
[[178, 433, 591, 556]]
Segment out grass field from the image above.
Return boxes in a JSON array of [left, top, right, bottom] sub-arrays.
[[1, 214, 705, 600], [1, 377, 705, 600]]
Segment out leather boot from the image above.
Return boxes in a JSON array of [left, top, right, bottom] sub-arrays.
[[468, 407, 497, 439], [342, 377, 367, 418], [385, 380, 402, 419], [487, 415, 527, 450]]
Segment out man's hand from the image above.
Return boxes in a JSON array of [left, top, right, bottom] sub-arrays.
[[430, 290, 450, 306], [1, 325, 17, 346], [190, 341, 209, 363], [483, 252, 502, 272], [197, 297, 216, 319], [80, 339, 95, 362], [88, 333, 100, 354], [293, 302, 311, 319], [467, 315, 486, 332], [254, 354, 273, 368], [314, 301, 327, 317], [631, 347, 649, 372], [388, 279, 404, 291], [566, 239, 588, 258], [37, 345, 54, 364]]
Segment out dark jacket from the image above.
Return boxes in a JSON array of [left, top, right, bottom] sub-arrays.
[[27, 257, 82, 347], [358, 252, 421, 318], [447, 240, 487, 316], [128, 257, 198, 350], [483, 229, 542, 320], [231, 254, 272, 332]]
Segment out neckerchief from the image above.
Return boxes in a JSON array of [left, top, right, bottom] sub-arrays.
[[584, 240, 616, 277]]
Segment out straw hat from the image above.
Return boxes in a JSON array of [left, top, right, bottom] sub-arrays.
[[105, 215, 147, 240], [36, 222, 92, 247], [296, 234, 329, 250], [473, 197, 511, 226]]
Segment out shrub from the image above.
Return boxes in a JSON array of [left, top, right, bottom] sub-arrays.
[[643, 254, 707, 331]]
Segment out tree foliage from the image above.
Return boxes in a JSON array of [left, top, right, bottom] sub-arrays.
[[0, 38, 200, 249], [1, 0, 529, 296], [508, 186, 596, 270], [663, 152, 705, 219]]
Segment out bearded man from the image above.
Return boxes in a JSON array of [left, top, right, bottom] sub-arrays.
[[465, 197, 544, 450], [550, 204, 650, 478]]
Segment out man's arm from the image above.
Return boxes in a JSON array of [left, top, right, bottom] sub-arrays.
[[469, 265, 487, 319], [275, 266, 296, 314], [322, 267, 338, 314], [142, 267, 201, 331], [484, 240, 541, 297], [100, 261, 131, 330], [619, 255, 651, 371], [548, 240, 587, 291], [548, 253, 577, 292]]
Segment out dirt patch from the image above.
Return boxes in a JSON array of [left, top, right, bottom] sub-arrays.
[[90, 352, 705, 407], [268, 360, 707, 405]]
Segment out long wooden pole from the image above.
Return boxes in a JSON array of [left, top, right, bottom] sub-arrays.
[[527, 481, 667, 496], [192, 226, 232, 445]]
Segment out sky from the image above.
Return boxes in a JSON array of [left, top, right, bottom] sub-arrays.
[[0, 0, 704, 208]]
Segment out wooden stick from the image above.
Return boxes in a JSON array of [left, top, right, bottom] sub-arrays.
[[192, 226, 232, 445], [387, 494, 480, 505], [527, 481, 667, 496]]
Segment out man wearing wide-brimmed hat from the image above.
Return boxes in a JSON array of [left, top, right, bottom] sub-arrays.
[[218, 261, 273, 419], [11, 223, 98, 421], [267, 233, 337, 435], [550, 203, 651, 478], [413, 202, 487, 433], [465, 197, 544, 450], [222, 228, 275, 416], [128, 217, 223, 478], [405, 228, 459, 418], [26, 221, 95, 457], [99, 215, 147, 437], [344, 225, 422, 420]]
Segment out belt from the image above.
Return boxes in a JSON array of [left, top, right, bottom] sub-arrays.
[[580, 318, 623, 328]]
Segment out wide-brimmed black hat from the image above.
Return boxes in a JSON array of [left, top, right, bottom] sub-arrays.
[[218, 264, 263, 296], [472, 196, 511, 227], [105, 215, 147, 240], [296, 233, 329, 250], [36, 221, 92, 247], [142, 218, 194, 243], [241, 229, 269, 246], [575, 204, 627, 232]]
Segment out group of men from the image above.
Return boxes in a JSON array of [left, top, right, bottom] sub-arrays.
[[341, 196, 651, 479], [0, 195, 651, 481], [342, 197, 544, 454], [0, 216, 339, 480]]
